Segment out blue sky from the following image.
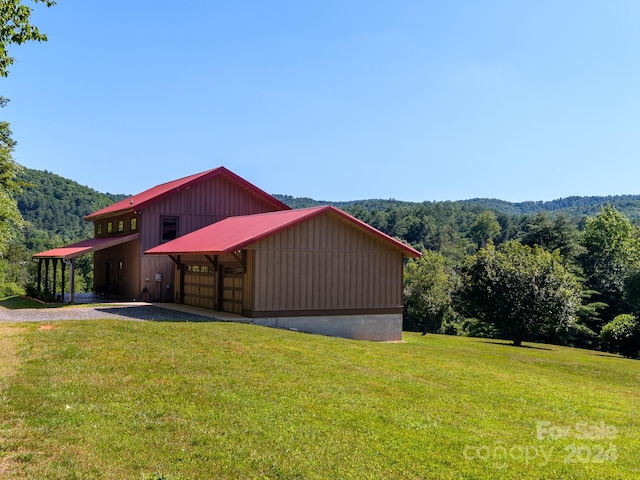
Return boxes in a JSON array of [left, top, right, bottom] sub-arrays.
[[4, 1, 640, 202]]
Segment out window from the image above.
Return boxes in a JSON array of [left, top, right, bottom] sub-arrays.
[[97, 223, 102, 235], [161, 216, 179, 242], [107, 222, 113, 234], [118, 220, 124, 232], [130, 218, 137, 231]]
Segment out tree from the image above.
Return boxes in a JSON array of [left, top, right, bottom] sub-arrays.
[[403, 250, 453, 334], [0, 0, 55, 77], [600, 314, 640, 359], [457, 241, 581, 346], [519, 212, 584, 264], [0, 115, 25, 256], [468, 211, 501, 249], [580, 205, 640, 326]]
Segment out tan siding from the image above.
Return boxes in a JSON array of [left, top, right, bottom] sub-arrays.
[[251, 212, 405, 313], [93, 238, 141, 300]]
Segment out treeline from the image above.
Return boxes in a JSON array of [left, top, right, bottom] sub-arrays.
[[0, 167, 126, 297], [343, 203, 640, 358], [275, 193, 640, 221], [276, 194, 640, 358]]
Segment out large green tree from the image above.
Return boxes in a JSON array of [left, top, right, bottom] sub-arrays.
[[458, 241, 581, 346], [0, 0, 54, 258], [403, 250, 453, 334], [580, 205, 640, 326]]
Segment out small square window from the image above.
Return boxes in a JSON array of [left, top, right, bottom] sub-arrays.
[[161, 216, 179, 242], [107, 222, 113, 233], [130, 218, 137, 230]]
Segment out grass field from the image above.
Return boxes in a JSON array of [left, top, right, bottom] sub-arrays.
[[0, 320, 638, 479]]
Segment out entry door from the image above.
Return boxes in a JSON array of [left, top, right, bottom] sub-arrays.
[[183, 264, 215, 309], [221, 265, 243, 314]]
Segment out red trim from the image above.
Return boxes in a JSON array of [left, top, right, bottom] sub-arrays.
[[33, 233, 139, 260]]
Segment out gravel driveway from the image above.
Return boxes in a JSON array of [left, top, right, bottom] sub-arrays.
[[0, 304, 215, 323]]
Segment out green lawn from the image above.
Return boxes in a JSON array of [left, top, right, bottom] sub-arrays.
[[0, 320, 638, 479]]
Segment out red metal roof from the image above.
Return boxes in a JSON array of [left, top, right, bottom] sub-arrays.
[[33, 233, 139, 260], [145, 206, 421, 258], [85, 166, 290, 220]]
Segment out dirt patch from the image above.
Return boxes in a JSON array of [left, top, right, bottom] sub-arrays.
[[37, 324, 55, 331]]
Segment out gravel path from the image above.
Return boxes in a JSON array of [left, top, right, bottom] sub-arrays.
[[0, 304, 215, 323]]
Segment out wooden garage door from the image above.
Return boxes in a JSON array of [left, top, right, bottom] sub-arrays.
[[222, 265, 243, 314], [183, 264, 215, 309]]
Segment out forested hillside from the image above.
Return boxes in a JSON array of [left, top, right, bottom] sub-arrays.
[[0, 168, 127, 297], [275, 193, 640, 220], [16, 168, 127, 242]]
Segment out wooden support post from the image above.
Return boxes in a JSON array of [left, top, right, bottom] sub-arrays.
[[61, 261, 66, 302], [44, 259, 50, 293], [69, 258, 76, 305], [37, 259, 43, 293], [52, 259, 58, 300]]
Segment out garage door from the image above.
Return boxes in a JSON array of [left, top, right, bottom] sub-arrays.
[[221, 265, 243, 314], [183, 264, 215, 309]]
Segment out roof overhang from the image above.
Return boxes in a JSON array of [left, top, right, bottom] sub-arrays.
[[144, 207, 422, 258], [33, 233, 139, 261]]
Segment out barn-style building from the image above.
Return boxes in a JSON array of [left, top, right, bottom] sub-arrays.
[[34, 167, 420, 340]]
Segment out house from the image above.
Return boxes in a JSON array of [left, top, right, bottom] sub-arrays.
[[33, 167, 290, 302], [34, 167, 421, 340]]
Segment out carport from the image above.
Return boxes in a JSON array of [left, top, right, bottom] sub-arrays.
[[33, 234, 139, 303]]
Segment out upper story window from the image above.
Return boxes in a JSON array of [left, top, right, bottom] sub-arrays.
[[97, 223, 103, 235], [107, 222, 113, 234], [161, 216, 179, 242], [130, 217, 137, 231], [118, 220, 124, 233]]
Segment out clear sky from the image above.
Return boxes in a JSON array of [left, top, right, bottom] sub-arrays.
[[4, 1, 640, 202]]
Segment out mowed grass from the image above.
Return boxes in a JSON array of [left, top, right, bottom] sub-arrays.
[[0, 321, 638, 479]]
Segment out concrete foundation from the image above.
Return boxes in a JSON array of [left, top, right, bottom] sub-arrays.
[[252, 313, 403, 341]]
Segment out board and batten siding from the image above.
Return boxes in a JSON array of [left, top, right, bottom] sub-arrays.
[[135, 176, 285, 300], [249, 212, 404, 315], [139, 175, 285, 251]]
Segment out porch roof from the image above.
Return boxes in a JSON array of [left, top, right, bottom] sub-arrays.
[[33, 233, 139, 261]]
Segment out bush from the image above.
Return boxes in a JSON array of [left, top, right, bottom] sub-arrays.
[[600, 314, 640, 359], [0, 281, 24, 298]]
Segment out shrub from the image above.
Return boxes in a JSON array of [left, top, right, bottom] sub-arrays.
[[600, 314, 640, 359]]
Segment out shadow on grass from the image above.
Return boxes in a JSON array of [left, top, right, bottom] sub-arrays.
[[476, 340, 554, 351], [96, 306, 213, 323], [0, 296, 61, 310]]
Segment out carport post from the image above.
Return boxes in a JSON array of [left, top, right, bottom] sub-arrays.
[[69, 258, 75, 304]]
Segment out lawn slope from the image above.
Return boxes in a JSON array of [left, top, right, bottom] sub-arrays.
[[0, 321, 638, 479]]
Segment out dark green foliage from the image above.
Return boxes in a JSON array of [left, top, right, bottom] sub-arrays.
[[579, 205, 640, 326], [0, 168, 126, 295], [457, 241, 581, 346], [16, 167, 126, 241], [403, 251, 454, 333], [600, 314, 640, 359], [0, 0, 56, 77]]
